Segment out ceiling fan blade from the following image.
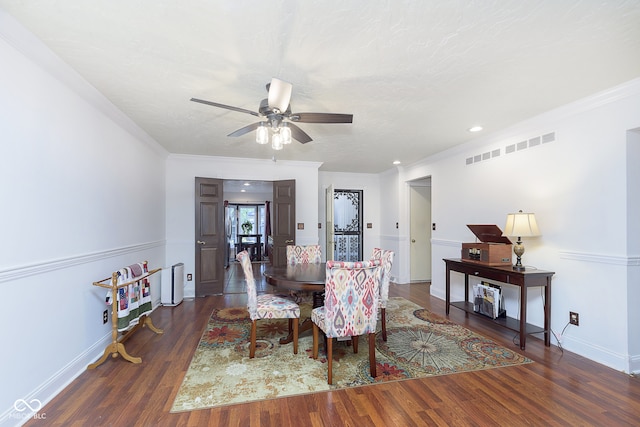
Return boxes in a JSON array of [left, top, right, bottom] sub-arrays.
[[267, 78, 293, 113], [287, 122, 313, 144], [190, 98, 259, 117], [289, 112, 353, 124], [228, 122, 263, 137]]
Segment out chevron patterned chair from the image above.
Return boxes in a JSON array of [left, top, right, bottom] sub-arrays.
[[371, 248, 395, 341], [311, 259, 382, 384], [236, 250, 300, 358]]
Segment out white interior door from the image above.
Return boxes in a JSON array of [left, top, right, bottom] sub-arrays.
[[410, 182, 432, 281], [325, 184, 334, 261]]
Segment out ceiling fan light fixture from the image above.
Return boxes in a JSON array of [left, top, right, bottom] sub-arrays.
[[281, 123, 292, 144], [272, 133, 284, 150], [256, 122, 269, 144]]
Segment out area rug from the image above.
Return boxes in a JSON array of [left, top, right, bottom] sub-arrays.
[[171, 297, 532, 412]]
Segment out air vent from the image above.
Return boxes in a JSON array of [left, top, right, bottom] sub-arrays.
[[466, 131, 556, 166]]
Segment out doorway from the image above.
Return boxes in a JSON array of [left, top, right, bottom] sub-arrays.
[[409, 178, 432, 282], [195, 178, 295, 296], [332, 189, 363, 261]]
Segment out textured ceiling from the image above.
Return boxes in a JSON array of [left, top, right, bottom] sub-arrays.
[[2, 1, 640, 173]]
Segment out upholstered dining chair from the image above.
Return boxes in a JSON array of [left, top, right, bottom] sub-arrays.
[[371, 248, 395, 341], [236, 250, 300, 358], [311, 260, 382, 384], [286, 245, 322, 265]]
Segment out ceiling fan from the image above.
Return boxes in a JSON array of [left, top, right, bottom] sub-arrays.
[[190, 78, 353, 148]]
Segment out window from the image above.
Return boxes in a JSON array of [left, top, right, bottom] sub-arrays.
[[228, 203, 266, 245]]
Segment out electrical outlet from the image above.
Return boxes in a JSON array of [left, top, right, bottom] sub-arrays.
[[102, 310, 108, 324], [569, 311, 579, 326]]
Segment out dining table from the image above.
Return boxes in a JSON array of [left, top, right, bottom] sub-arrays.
[[263, 262, 326, 344]]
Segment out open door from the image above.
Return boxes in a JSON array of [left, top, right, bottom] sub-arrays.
[[195, 177, 225, 296], [325, 184, 334, 261], [270, 180, 296, 267], [409, 181, 432, 281]]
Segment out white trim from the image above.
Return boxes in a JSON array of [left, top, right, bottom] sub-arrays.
[[0, 332, 110, 426], [431, 238, 461, 248], [559, 251, 638, 266], [0, 241, 165, 284]]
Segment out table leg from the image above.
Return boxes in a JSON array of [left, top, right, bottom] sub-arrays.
[[544, 277, 552, 346], [445, 266, 451, 315], [520, 283, 527, 350]]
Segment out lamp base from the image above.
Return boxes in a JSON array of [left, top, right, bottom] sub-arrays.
[[512, 241, 526, 271]]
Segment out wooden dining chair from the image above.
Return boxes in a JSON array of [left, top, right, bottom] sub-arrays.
[[371, 248, 395, 341], [311, 260, 382, 384], [236, 250, 300, 358], [286, 245, 322, 265]]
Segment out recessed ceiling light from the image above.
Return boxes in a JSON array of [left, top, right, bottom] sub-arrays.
[[393, 160, 401, 165], [468, 126, 483, 132], [243, 182, 250, 186], [241, 189, 246, 192]]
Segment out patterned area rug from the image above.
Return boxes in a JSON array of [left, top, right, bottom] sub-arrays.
[[171, 297, 532, 412]]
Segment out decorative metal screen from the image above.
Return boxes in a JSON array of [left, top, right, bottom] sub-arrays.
[[333, 189, 363, 261]]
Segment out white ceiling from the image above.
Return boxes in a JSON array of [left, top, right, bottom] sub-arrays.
[[2, 1, 640, 173]]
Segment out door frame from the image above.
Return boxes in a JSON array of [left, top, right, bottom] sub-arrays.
[[407, 177, 432, 282]]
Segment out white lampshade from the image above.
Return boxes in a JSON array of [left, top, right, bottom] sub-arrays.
[[281, 123, 292, 144], [256, 123, 269, 144], [267, 78, 292, 113], [503, 211, 541, 238], [271, 133, 284, 150]]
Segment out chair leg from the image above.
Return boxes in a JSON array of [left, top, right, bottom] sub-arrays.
[[368, 332, 377, 379], [351, 335, 359, 353], [292, 318, 299, 354], [327, 337, 333, 385], [381, 308, 387, 341], [249, 320, 257, 358], [312, 324, 319, 359]]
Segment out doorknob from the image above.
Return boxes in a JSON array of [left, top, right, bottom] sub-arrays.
[[411, 239, 416, 243], [285, 240, 294, 244], [197, 240, 206, 245]]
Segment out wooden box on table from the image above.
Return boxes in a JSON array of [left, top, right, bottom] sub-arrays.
[[461, 224, 512, 267]]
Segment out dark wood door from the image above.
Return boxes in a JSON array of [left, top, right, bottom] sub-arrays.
[[195, 177, 225, 296], [270, 179, 296, 267]]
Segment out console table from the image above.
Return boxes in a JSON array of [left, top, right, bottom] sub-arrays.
[[444, 258, 554, 350]]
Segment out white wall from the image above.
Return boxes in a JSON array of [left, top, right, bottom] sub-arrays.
[[397, 79, 640, 373], [166, 155, 322, 297], [0, 12, 166, 425]]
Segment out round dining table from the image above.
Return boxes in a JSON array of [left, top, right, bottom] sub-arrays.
[[263, 262, 326, 344]]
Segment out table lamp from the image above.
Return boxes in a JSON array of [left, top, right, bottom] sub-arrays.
[[503, 210, 540, 271]]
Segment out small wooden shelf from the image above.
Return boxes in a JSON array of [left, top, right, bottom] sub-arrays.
[[449, 301, 545, 336]]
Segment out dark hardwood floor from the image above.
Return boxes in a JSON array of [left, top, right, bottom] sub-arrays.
[[24, 262, 640, 426]]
